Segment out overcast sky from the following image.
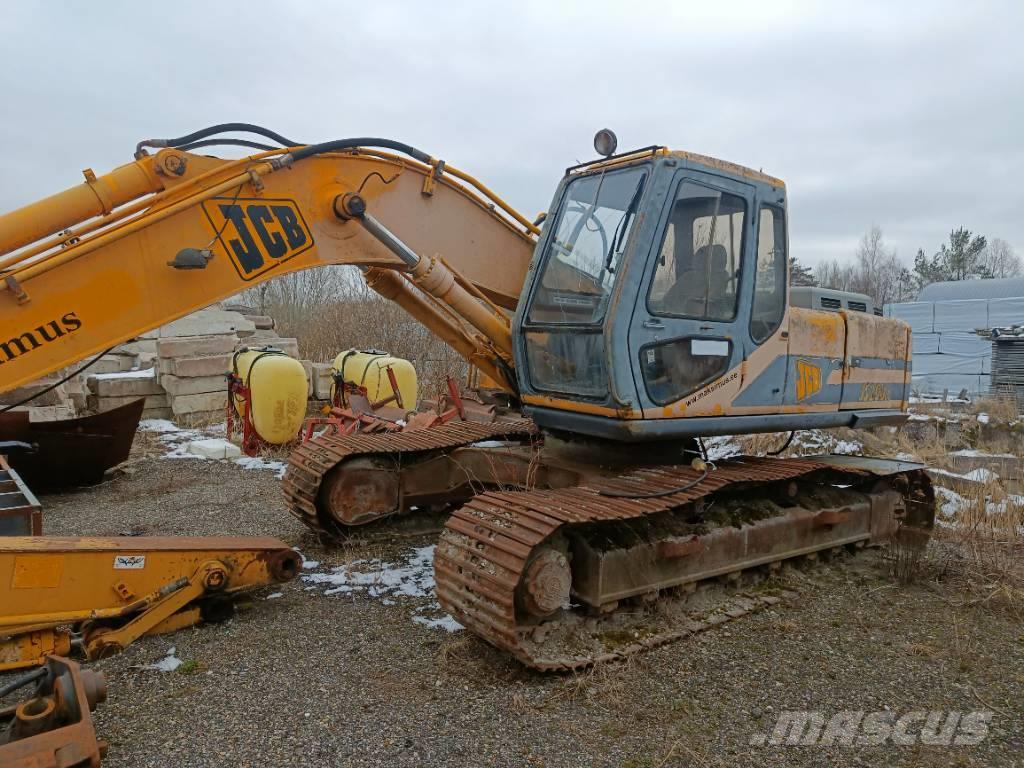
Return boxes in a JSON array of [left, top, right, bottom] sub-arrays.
[[2, 1, 1021, 268]]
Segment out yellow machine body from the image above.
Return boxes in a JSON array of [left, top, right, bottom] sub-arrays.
[[330, 349, 418, 410], [0, 535, 301, 669], [232, 349, 308, 444]]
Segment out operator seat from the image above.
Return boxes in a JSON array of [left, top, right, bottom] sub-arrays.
[[662, 244, 732, 319]]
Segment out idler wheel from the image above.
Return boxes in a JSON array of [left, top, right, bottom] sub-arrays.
[[318, 457, 399, 527], [520, 549, 571, 618]]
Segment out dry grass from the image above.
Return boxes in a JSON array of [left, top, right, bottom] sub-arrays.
[[545, 657, 647, 707], [970, 390, 1020, 423], [732, 432, 792, 456], [887, 524, 932, 584], [919, 475, 1024, 616], [895, 422, 951, 465], [237, 267, 468, 397]]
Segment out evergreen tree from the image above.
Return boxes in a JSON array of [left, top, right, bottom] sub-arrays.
[[914, 228, 989, 289], [788, 255, 817, 286]]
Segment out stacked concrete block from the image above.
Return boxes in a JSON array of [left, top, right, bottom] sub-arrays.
[[311, 363, 334, 401], [0, 372, 76, 422], [86, 369, 169, 419], [235, 336, 300, 359], [149, 307, 307, 425], [143, 309, 256, 340], [156, 334, 237, 424], [2, 404, 76, 421], [0, 376, 70, 408]]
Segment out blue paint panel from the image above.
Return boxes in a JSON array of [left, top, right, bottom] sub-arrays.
[[783, 355, 843, 407], [736, 354, 907, 408], [732, 354, 842, 408], [732, 355, 788, 407]]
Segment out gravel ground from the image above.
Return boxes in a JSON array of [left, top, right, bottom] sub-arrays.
[[5, 441, 1022, 768]]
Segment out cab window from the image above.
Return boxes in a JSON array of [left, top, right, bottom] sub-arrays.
[[648, 183, 745, 321], [751, 205, 786, 342], [527, 167, 647, 326]]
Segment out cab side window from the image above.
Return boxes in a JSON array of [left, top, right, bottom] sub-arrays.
[[648, 183, 744, 321], [750, 205, 787, 343]]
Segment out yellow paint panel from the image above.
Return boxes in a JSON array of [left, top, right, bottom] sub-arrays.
[[12, 555, 64, 589], [795, 359, 822, 401]]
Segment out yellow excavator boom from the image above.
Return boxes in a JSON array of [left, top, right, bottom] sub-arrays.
[[0, 137, 538, 393]]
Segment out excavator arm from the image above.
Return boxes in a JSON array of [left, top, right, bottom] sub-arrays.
[[0, 126, 539, 394]]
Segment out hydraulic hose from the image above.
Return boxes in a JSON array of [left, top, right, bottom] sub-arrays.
[[135, 122, 303, 158], [0, 666, 47, 699], [179, 138, 279, 152], [288, 138, 432, 165], [139, 122, 433, 168]]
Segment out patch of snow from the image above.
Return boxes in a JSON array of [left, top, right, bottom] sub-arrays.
[[266, 592, 283, 600], [703, 435, 741, 461], [234, 455, 287, 478], [951, 449, 1015, 458], [831, 439, 862, 455], [138, 419, 181, 433], [930, 467, 999, 484], [789, 431, 862, 457], [187, 438, 242, 460], [146, 647, 183, 672], [413, 614, 464, 632], [964, 468, 999, 483], [471, 440, 512, 448], [977, 412, 990, 424], [936, 487, 969, 519], [303, 545, 461, 632], [93, 367, 156, 380]]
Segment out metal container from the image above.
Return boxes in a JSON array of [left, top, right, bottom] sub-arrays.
[[0, 457, 41, 536]]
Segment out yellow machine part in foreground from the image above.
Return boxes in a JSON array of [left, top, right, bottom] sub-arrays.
[[0, 535, 300, 670], [232, 349, 308, 444]]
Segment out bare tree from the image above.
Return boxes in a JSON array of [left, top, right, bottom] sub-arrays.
[[233, 265, 468, 395], [816, 226, 914, 304], [981, 238, 1022, 279], [815, 258, 855, 292]]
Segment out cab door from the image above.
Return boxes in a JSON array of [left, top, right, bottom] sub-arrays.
[[628, 172, 754, 415]]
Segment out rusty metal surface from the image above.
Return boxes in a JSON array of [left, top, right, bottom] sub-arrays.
[[435, 457, 934, 671], [0, 655, 107, 767], [0, 399, 144, 490], [282, 418, 537, 536], [0, 458, 41, 536]]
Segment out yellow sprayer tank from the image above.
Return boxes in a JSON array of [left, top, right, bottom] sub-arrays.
[[330, 349, 417, 410], [231, 347, 308, 444]]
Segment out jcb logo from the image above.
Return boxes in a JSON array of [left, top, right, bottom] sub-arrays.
[[201, 197, 314, 280], [795, 359, 822, 401]]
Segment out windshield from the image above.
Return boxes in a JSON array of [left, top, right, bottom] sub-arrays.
[[526, 167, 648, 325]]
